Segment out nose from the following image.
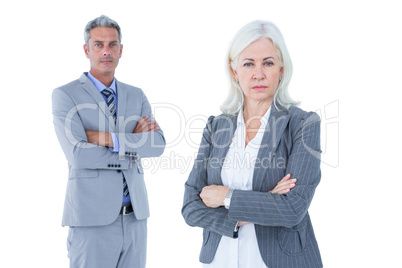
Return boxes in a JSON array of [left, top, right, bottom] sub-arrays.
[[103, 46, 111, 56], [253, 66, 265, 80]]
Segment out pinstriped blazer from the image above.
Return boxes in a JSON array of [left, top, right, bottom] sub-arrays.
[[182, 105, 323, 268]]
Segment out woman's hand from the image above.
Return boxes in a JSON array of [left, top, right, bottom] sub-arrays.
[[239, 174, 297, 227], [237, 221, 249, 227], [269, 174, 297, 194], [200, 185, 229, 208], [200, 175, 296, 229]]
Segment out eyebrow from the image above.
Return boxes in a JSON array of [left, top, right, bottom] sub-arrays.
[[93, 40, 119, 44], [242, 56, 275, 62]]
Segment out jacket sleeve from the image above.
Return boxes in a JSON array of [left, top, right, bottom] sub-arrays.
[[182, 116, 239, 238], [228, 112, 321, 228], [116, 92, 165, 158], [52, 87, 129, 170]]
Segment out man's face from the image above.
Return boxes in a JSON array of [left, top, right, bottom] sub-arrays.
[[84, 27, 123, 78]]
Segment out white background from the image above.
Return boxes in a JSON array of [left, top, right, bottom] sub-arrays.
[[1, 0, 401, 267]]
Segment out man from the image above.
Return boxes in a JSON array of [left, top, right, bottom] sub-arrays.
[[52, 15, 165, 268]]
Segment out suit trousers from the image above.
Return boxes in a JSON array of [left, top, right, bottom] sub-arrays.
[[67, 213, 147, 268]]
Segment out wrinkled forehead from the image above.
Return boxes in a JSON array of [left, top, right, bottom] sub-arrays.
[[88, 27, 120, 42], [238, 38, 280, 61]]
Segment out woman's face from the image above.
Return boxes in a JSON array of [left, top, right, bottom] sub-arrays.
[[232, 38, 283, 105]]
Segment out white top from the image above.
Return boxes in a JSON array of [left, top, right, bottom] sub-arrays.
[[203, 107, 271, 268]]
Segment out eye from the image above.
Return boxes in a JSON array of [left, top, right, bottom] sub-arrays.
[[264, 61, 273, 66], [243, 62, 253, 67]]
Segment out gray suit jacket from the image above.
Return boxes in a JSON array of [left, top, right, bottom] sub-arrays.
[[52, 73, 165, 227], [182, 105, 323, 268]]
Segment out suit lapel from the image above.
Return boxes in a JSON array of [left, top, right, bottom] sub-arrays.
[[210, 115, 237, 185], [115, 79, 127, 130], [253, 106, 290, 191], [79, 73, 115, 131], [209, 107, 290, 189]]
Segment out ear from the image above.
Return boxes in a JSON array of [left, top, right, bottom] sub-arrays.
[[119, 44, 123, 58], [229, 62, 238, 81], [279, 66, 284, 78], [83, 44, 90, 59]]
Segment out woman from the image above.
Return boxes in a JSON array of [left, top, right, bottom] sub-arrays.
[[182, 20, 323, 268]]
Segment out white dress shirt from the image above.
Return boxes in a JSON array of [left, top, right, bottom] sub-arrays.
[[203, 107, 271, 268]]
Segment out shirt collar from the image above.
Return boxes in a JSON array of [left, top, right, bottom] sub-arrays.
[[87, 71, 117, 94], [237, 109, 245, 125]]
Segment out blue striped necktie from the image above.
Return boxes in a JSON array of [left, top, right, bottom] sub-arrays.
[[101, 88, 129, 196], [101, 88, 117, 124]]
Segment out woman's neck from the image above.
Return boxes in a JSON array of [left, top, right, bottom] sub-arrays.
[[243, 99, 272, 122]]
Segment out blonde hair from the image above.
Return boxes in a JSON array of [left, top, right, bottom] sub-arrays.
[[221, 20, 299, 115]]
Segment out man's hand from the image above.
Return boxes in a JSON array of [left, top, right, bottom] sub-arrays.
[[200, 185, 229, 208], [85, 130, 113, 147], [133, 116, 159, 133]]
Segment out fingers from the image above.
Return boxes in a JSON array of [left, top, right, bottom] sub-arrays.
[[133, 116, 159, 133], [269, 174, 297, 194], [137, 116, 150, 131], [275, 181, 296, 194], [146, 120, 159, 131], [279, 173, 291, 182], [139, 121, 158, 131]]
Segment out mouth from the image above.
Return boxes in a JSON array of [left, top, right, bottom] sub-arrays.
[[252, 85, 267, 91], [100, 57, 114, 63]]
